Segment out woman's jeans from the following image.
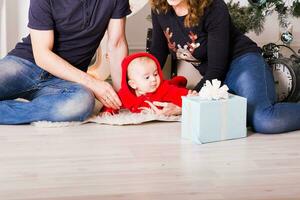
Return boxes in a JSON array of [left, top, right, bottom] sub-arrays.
[[225, 52, 300, 134], [0, 55, 95, 124]]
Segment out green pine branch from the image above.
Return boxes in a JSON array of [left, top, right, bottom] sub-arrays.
[[227, 0, 300, 35]]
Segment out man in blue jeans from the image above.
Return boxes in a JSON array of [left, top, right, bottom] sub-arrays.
[[0, 0, 131, 124]]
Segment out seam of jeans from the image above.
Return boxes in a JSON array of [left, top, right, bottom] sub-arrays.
[[39, 71, 49, 80], [35, 83, 76, 96], [262, 58, 273, 108], [3, 86, 38, 100]]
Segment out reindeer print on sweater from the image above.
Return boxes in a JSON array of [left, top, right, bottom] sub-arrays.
[[164, 27, 201, 66]]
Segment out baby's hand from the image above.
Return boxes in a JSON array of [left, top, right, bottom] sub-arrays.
[[187, 90, 198, 96], [144, 101, 181, 116]]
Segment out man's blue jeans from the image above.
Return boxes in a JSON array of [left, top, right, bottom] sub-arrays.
[[0, 55, 95, 124], [225, 52, 300, 134]]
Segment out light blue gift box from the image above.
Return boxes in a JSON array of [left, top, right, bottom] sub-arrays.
[[181, 94, 247, 144]]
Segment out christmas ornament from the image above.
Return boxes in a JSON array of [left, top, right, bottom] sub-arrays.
[[281, 31, 294, 44]]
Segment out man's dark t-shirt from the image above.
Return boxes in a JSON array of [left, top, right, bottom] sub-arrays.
[[9, 0, 131, 72]]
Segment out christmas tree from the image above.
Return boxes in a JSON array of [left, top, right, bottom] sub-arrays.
[[228, 0, 300, 44]]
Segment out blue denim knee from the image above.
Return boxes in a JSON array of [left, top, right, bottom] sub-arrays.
[[49, 85, 95, 122]]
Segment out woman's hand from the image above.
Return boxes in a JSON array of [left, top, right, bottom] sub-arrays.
[[187, 90, 198, 96], [142, 101, 182, 116]]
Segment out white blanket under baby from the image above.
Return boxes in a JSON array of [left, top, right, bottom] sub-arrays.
[[32, 110, 181, 127]]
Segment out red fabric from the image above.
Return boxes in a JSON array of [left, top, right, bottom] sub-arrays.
[[103, 52, 189, 113], [169, 76, 188, 88]]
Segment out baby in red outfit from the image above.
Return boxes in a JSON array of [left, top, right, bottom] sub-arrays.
[[103, 52, 197, 114]]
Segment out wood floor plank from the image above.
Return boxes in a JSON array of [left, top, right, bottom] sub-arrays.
[[0, 123, 300, 200]]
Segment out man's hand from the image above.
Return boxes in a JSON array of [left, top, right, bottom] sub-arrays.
[[89, 80, 122, 109], [142, 101, 182, 116]]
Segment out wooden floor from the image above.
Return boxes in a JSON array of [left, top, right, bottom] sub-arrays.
[[1, 122, 300, 200]]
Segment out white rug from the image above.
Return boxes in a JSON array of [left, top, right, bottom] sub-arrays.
[[32, 110, 181, 127]]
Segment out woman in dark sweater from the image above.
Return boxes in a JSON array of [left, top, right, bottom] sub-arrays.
[[149, 0, 300, 134]]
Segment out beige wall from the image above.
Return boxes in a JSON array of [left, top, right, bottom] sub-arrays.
[[126, 4, 152, 50], [0, 0, 7, 57], [0, 0, 30, 57]]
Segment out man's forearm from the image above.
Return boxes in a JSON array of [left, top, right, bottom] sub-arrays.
[[107, 38, 128, 91], [35, 50, 96, 89], [33, 49, 122, 109]]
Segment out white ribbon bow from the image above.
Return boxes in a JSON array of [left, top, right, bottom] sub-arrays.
[[199, 79, 229, 100]]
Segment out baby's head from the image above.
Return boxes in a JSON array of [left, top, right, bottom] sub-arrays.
[[127, 56, 161, 96]]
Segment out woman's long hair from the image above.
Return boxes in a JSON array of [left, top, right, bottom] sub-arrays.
[[149, 0, 212, 28]]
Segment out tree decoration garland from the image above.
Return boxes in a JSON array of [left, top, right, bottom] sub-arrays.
[[227, 0, 300, 44]]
